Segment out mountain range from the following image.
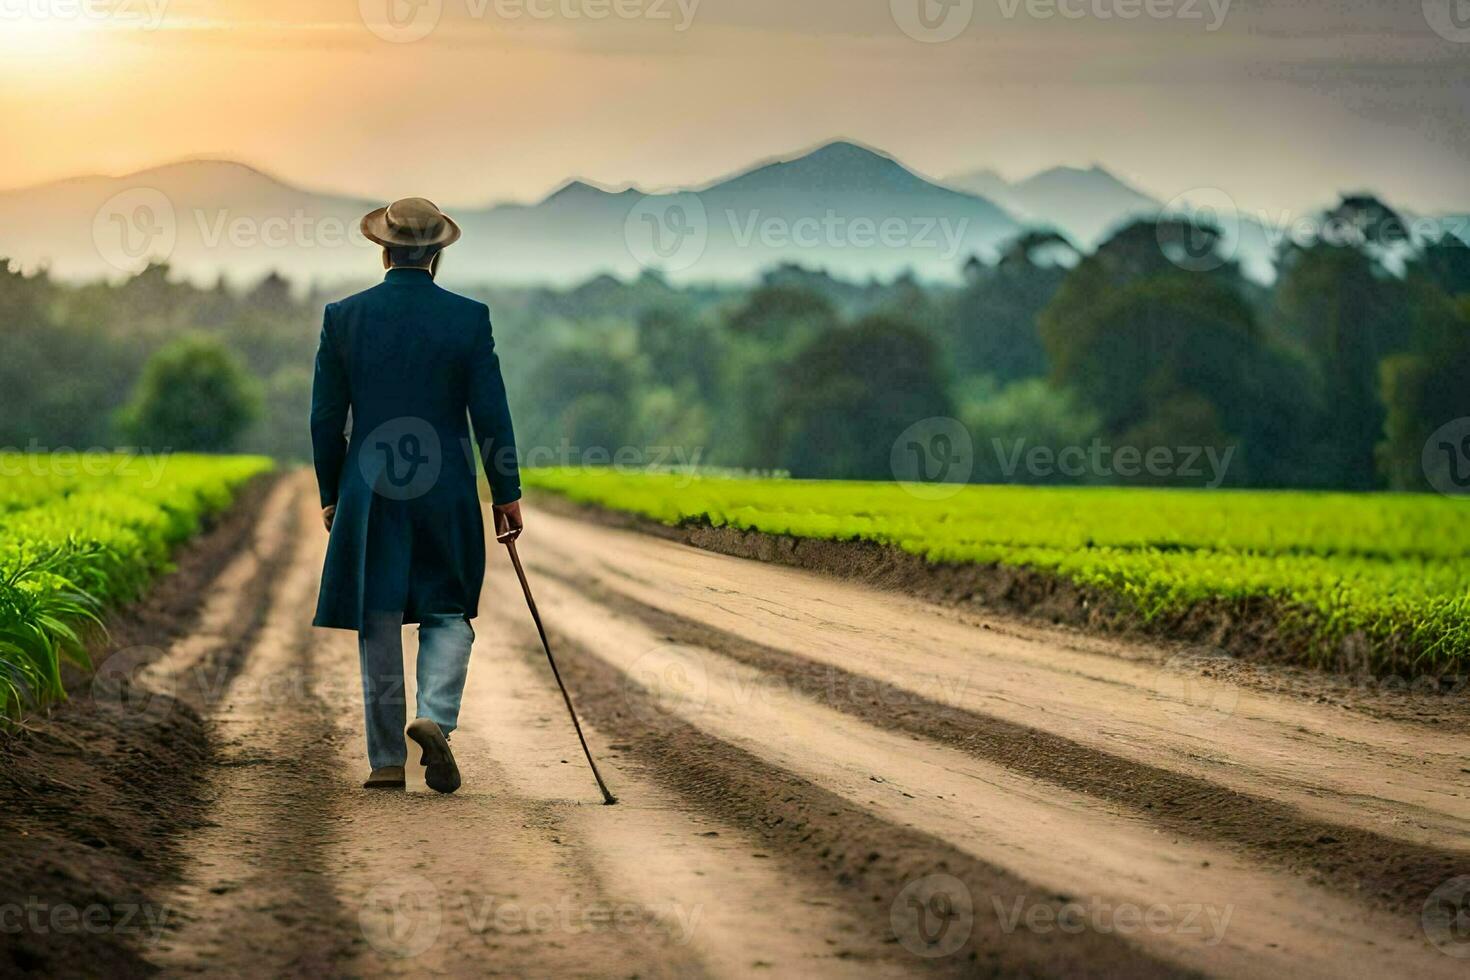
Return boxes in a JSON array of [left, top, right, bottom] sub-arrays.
[[0, 141, 1460, 289], [945, 165, 1162, 247]]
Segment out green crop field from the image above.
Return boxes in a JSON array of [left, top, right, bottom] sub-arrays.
[[524, 469, 1470, 673], [0, 453, 273, 720]]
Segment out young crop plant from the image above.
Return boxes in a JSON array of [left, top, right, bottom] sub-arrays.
[[524, 468, 1470, 673], [0, 453, 273, 721]]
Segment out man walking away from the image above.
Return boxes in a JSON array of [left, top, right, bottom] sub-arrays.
[[310, 198, 523, 794]]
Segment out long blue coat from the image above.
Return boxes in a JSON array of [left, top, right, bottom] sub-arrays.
[[310, 268, 521, 631]]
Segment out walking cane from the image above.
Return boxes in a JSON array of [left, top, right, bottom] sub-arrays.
[[498, 530, 618, 806]]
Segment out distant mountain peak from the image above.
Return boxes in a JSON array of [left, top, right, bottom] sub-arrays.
[[945, 167, 1012, 198], [4, 157, 293, 196], [804, 139, 898, 162], [541, 178, 637, 205], [942, 161, 1162, 247], [963, 166, 1007, 181], [1022, 164, 1131, 187], [780, 139, 908, 175], [714, 139, 938, 196], [135, 158, 278, 180]]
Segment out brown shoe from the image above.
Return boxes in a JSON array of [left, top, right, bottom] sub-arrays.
[[364, 766, 406, 790], [406, 718, 461, 794]]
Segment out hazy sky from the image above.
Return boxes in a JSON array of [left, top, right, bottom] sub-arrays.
[[1, 0, 1467, 213]]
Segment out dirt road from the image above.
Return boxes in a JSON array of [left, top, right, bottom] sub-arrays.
[[133, 473, 1468, 977]]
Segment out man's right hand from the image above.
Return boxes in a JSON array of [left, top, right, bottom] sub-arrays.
[[322, 505, 336, 532], [493, 500, 524, 543]]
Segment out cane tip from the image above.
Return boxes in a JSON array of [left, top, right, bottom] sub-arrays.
[[602, 795, 619, 806]]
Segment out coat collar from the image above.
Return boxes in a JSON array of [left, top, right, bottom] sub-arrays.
[[384, 268, 436, 286]]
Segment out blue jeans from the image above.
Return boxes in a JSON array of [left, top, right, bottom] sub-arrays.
[[358, 611, 475, 770]]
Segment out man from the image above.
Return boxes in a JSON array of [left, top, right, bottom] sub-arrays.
[[310, 197, 523, 794]]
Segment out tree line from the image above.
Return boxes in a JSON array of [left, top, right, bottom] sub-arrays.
[[2, 194, 1466, 492]]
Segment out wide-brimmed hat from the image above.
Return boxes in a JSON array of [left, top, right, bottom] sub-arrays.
[[360, 197, 462, 250]]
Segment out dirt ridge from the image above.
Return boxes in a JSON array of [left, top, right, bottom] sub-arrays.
[[527, 633, 1194, 979], [0, 472, 286, 978], [528, 493, 1449, 677], [538, 562, 1470, 922]]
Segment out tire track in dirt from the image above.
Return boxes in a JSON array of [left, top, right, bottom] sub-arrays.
[[463, 647, 921, 978], [542, 564, 1468, 924], [151, 481, 958, 979], [0, 474, 285, 979], [520, 568, 1459, 979], [496, 615, 1192, 977], [153, 478, 707, 977], [80, 471, 283, 688], [310, 616, 713, 979], [520, 509, 1470, 857], [550, 650, 1193, 978], [310, 528, 952, 978], [124, 484, 1468, 978], [131, 471, 303, 712], [148, 476, 358, 975]]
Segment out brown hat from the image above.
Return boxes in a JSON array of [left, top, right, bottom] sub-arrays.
[[360, 197, 462, 250]]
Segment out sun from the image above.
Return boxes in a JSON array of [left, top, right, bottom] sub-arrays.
[[0, 16, 102, 61]]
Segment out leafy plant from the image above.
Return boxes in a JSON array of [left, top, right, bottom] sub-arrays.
[[526, 468, 1470, 672], [0, 546, 102, 717], [0, 453, 272, 721]]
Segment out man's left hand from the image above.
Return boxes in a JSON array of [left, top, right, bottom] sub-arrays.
[[322, 505, 336, 532], [493, 500, 523, 542]]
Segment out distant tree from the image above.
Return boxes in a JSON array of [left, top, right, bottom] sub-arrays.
[[632, 387, 712, 465], [246, 271, 295, 315], [958, 377, 1101, 484], [112, 262, 195, 333], [759, 263, 873, 317], [249, 365, 314, 461], [559, 392, 634, 459], [775, 315, 952, 480], [636, 307, 724, 395], [873, 271, 947, 347], [1411, 233, 1470, 299], [1320, 194, 1413, 258], [523, 343, 638, 456], [0, 263, 133, 449], [725, 283, 837, 348], [944, 231, 1077, 382], [117, 335, 261, 452], [1270, 196, 1417, 488], [630, 307, 720, 463], [531, 270, 681, 322], [1040, 220, 1319, 486], [1378, 297, 1470, 490], [720, 284, 841, 469], [1107, 218, 1213, 281]]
